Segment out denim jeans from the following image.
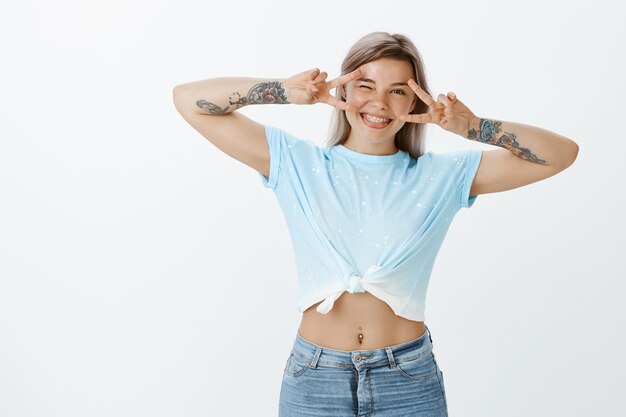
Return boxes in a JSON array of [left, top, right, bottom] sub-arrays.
[[279, 324, 448, 416]]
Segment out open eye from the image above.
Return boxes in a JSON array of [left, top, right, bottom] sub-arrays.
[[392, 89, 406, 95]]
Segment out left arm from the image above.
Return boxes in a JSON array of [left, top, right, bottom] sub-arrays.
[[400, 80, 580, 197], [465, 117, 579, 196]]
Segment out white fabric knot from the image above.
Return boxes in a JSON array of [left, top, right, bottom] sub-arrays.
[[348, 274, 364, 292], [315, 264, 383, 314], [347, 264, 382, 293]]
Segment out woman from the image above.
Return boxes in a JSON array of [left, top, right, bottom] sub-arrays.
[[173, 32, 578, 416]]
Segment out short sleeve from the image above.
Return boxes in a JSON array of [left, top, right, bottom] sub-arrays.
[[429, 148, 483, 209], [459, 149, 483, 208], [258, 124, 283, 189], [257, 125, 326, 191]]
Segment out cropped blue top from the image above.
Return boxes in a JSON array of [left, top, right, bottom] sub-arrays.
[[258, 124, 483, 322]]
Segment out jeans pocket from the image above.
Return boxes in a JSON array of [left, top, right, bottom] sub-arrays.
[[284, 351, 310, 378], [394, 348, 439, 381]]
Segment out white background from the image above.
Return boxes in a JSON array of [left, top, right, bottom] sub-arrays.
[[1, 0, 624, 416]]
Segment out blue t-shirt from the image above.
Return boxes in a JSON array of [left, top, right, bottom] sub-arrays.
[[258, 124, 483, 322]]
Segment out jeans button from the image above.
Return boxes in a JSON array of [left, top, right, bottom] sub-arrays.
[[355, 355, 361, 361]]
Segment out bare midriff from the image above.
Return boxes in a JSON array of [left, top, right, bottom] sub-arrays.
[[298, 291, 426, 351]]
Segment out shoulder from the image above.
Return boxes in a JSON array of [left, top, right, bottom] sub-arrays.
[[264, 125, 329, 173], [266, 125, 322, 151]]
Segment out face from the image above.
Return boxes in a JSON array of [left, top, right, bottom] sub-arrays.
[[342, 57, 416, 151]]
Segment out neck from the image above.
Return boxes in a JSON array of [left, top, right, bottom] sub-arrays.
[[342, 139, 398, 156]]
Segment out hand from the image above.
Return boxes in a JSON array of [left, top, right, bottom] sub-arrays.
[[398, 79, 478, 137], [282, 68, 362, 112]]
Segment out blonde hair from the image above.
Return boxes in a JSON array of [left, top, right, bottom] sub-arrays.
[[325, 31, 431, 159]]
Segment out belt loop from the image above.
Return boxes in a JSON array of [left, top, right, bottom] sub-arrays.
[[425, 324, 433, 344], [309, 346, 322, 368], [385, 347, 397, 369]]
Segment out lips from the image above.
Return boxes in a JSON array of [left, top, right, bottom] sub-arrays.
[[361, 113, 393, 122], [360, 113, 392, 128]]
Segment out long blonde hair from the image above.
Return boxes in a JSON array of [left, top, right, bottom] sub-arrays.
[[325, 32, 431, 159]]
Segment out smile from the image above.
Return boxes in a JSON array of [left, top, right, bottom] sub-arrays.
[[360, 113, 392, 128]]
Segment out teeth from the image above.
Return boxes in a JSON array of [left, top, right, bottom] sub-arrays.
[[363, 114, 390, 123]]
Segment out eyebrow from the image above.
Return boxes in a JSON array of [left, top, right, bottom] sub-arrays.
[[356, 77, 408, 87]]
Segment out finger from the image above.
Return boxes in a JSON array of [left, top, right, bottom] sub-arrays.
[[309, 68, 320, 80], [437, 93, 455, 116], [447, 91, 457, 103], [308, 71, 328, 93], [407, 79, 436, 109], [398, 113, 433, 123], [437, 93, 452, 107], [327, 68, 363, 89], [311, 71, 328, 84], [320, 94, 355, 112]]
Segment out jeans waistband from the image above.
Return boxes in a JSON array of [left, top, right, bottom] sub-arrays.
[[292, 325, 434, 368]]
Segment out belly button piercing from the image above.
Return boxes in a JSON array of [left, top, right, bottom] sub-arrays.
[[358, 333, 363, 344]]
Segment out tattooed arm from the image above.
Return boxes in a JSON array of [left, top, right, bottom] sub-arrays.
[[172, 77, 292, 178], [172, 68, 359, 178], [174, 77, 290, 115], [464, 116, 579, 197], [398, 79, 579, 196], [174, 66, 359, 115], [399, 81, 578, 169], [172, 68, 349, 177], [466, 117, 578, 167]]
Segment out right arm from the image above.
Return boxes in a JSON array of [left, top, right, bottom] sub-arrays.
[[172, 77, 290, 177], [172, 68, 361, 178]]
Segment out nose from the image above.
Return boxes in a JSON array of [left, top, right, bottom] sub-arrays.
[[368, 90, 390, 110]]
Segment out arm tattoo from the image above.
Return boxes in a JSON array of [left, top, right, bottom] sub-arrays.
[[195, 100, 229, 114], [468, 118, 547, 164], [195, 81, 290, 114]]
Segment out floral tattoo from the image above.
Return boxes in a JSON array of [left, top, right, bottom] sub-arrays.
[[468, 118, 547, 164], [196, 81, 289, 114]]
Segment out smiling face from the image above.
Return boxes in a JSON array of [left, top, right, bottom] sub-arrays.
[[342, 57, 417, 155]]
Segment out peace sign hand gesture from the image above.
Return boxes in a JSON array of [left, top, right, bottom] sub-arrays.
[[282, 68, 363, 112], [398, 79, 478, 138]]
